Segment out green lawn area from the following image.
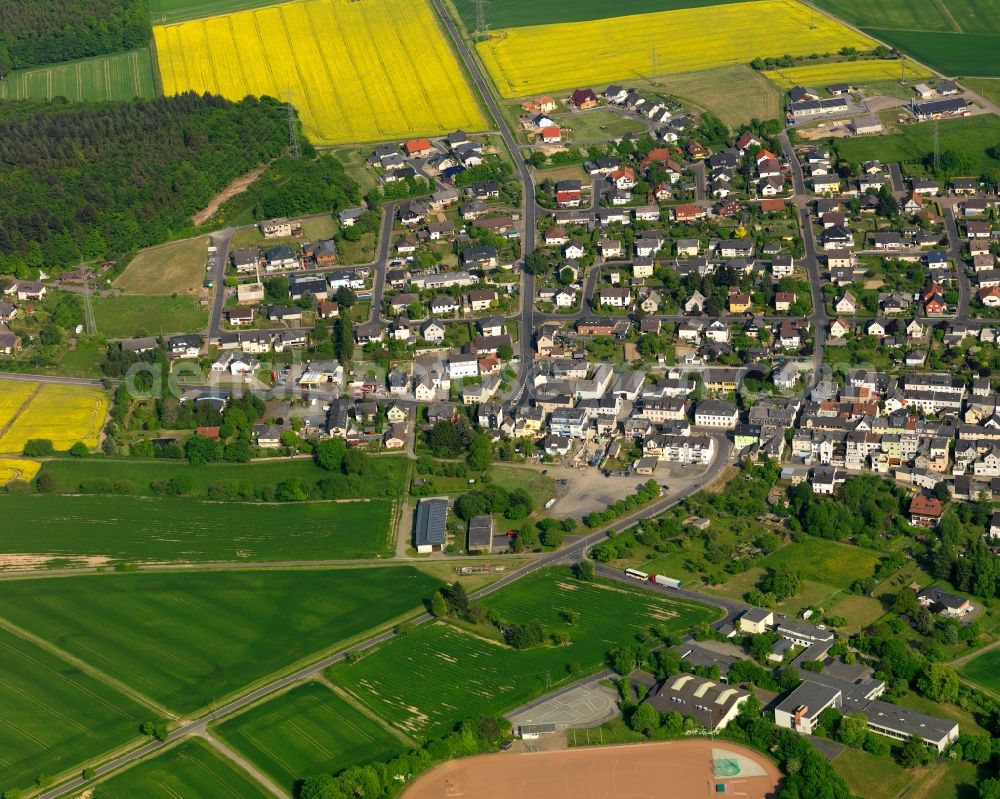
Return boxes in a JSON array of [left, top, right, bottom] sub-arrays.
[[762, 538, 882, 589], [0, 567, 443, 716], [0, 625, 150, 795], [114, 236, 210, 296], [958, 646, 1000, 694], [215, 682, 406, 792], [554, 109, 648, 142], [0, 48, 156, 102], [92, 294, 208, 337], [41, 455, 408, 500], [833, 116, 1000, 177], [963, 77, 1000, 106], [330, 567, 717, 738], [91, 739, 272, 798], [0, 493, 396, 564], [925, 760, 982, 799], [831, 747, 913, 799], [451, 0, 746, 29], [56, 339, 107, 377]]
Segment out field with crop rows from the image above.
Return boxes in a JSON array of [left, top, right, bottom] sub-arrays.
[[153, 0, 486, 145], [0, 380, 37, 431], [150, 0, 281, 24], [763, 58, 930, 90], [330, 568, 716, 737], [0, 382, 107, 454], [959, 647, 1000, 694], [216, 682, 406, 791], [0, 48, 157, 102], [92, 739, 273, 798], [477, 0, 875, 98], [0, 458, 40, 485], [0, 626, 150, 795], [815, 0, 1000, 75], [0, 494, 395, 564], [0, 568, 442, 716], [452, 0, 747, 29]]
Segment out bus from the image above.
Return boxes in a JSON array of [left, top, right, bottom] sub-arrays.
[[625, 568, 649, 581]]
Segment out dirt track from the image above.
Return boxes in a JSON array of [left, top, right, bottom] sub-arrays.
[[402, 739, 780, 799]]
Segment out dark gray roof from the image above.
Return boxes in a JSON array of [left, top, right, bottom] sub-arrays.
[[415, 497, 448, 548], [775, 680, 841, 720]]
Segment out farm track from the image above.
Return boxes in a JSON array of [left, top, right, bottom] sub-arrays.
[[198, 731, 290, 798]]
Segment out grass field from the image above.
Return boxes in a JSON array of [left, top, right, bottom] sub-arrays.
[[656, 66, 782, 126], [452, 0, 748, 29], [0, 382, 107, 454], [92, 294, 209, 337], [0, 625, 150, 794], [959, 646, 1000, 693], [477, 0, 876, 98], [554, 109, 648, 141], [215, 682, 405, 791], [0, 494, 395, 564], [41, 455, 408, 499], [230, 216, 337, 250], [865, 29, 1000, 76], [761, 538, 882, 588], [963, 77, 1000, 105], [831, 748, 913, 799], [92, 739, 273, 798], [834, 115, 1000, 176], [115, 237, 210, 296], [763, 58, 930, 90], [897, 692, 993, 738], [814, 0, 1000, 75], [330, 568, 717, 737], [0, 458, 40, 485], [154, 0, 486, 145], [924, 761, 981, 799], [0, 48, 157, 102], [0, 567, 442, 716]]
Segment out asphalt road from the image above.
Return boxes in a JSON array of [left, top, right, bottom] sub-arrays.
[[429, 0, 537, 403], [35, 434, 732, 799], [943, 206, 973, 323]]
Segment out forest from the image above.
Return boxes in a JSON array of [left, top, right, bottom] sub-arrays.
[[0, 93, 292, 275], [0, 0, 151, 71]]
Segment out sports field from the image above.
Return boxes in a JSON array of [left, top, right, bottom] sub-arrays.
[[91, 739, 273, 798], [92, 294, 209, 337], [814, 0, 1000, 75], [763, 58, 930, 90], [0, 567, 442, 715], [959, 647, 1000, 694], [0, 48, 157, 102], [0, 382, 107, 454], [0, 625, 150, 794], [477, 0, 876, 98], [402, 741, 780, 799], [452, 0, 747, 29], [0, 494, 395, 564], [215, 681, 406, 791], [115, 236, 210, 296], [0, 458, 40, 485], [331, 569, 716, 736], [153, 0, 486, 145], [762, 538, 882, 588]]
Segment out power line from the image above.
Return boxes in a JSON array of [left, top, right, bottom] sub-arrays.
[[474, 0, 489, 38], [285, 89, 300, 159]]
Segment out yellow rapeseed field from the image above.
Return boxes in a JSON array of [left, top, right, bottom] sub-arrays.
[[0, 380, 38, 431], [477, 0, 876, 98], [0, 383, 108, 454], [0, 459, 41, 485], [763, 59, 930, 90], [153, 0, 486, 145]]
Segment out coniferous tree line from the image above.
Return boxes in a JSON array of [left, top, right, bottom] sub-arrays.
[[0, 93, 291, 275], [0, 0, 151, 72]]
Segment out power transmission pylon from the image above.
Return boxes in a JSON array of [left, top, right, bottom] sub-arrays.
[[285, 89, 300, 159], [474, 0, 489, 38], [82, 276, 96, 336]]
